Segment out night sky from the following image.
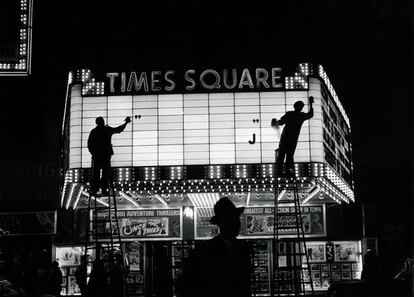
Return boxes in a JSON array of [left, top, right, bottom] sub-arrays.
[[0, 0, 412, 256]]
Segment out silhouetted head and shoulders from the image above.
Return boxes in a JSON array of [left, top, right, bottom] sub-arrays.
[[191, 197, 252, 274], [91, 116, 130, 133], [294, 100, 305, 112], [280, 99, 313, 123], [95, 116, 105, 127], [195, 197, 245, 249], [275, 97, 313, 140], [183, 197, 251, 297], [88, 116, 131, 157]]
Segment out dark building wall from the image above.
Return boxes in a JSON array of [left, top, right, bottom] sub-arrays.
[[325, 202, 363, 239]]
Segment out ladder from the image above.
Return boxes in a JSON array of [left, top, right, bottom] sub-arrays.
[[272, 149, 314, 296], [84, 166, 127, 297]]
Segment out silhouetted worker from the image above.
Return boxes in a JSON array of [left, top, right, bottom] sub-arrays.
[[273, 96, 314, 176], [75, 256, 87, 297], [182, 197, 252, 297], [88, 116, 131, 196]]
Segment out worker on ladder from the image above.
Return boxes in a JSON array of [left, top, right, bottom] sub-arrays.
[[88, 116, 131, 196], [272, 96, 314, 177]]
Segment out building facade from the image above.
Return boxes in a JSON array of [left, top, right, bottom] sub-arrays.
[[57, 63, 360, 296]]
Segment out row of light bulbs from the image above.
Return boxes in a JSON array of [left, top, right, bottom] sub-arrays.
[[66, 162, 326, 183]]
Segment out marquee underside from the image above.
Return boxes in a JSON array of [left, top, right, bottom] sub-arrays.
[[61, 162, 354, 210]]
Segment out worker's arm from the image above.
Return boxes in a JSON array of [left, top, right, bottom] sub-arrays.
[[111, 117, 131, 134], [277, 114, 287, 126], [304, 96, 314, 120]]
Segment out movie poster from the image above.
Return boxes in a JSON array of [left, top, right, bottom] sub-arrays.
[[56, 247, 83, 266], [96, 209, 181, 240], [305, 243, 326, 262], [195, 205, 325, 239], [121, 218, 169, 237], [195, 215, 219, 238], [126, 242, 143, 271], [67, 276, 80, 295], [334, 242, 357, 262], [242, 206, 324, 236]]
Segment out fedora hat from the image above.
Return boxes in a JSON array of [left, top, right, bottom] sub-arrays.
[[210, 197, 245, 225]]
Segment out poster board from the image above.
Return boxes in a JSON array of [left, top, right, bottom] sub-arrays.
[[95, 208, 182, 241], [195, 205, 325, 239]]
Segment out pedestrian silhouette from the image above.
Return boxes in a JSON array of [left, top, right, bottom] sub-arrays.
[[361, 249, 379, 283], [22, 255, 37, 296], [273, 97, 313, 176], [181, 197, 252, 297], [74, 255, 87, 297], [88, 116, 131, 196], [87, 259, 108, 297], [112, 254, 127, 297], [45, 261, 62, 297]]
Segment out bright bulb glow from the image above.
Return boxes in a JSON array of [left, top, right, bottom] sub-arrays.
[[302, 187, 321, 204], [119, 191, 140, 208], [154, 194, 169, 207], [277, 189, 286, 201], [183, 207, 194, 219], [73, 186, 84, 209], [91, 196, 109, 207]]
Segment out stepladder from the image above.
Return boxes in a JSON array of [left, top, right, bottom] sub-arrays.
[[272, 149, 315, 296], [84, 164, 128, 297]]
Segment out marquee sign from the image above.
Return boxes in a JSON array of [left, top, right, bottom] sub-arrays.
[[106, 68, 284, 94], [0, 0, 33, 76]]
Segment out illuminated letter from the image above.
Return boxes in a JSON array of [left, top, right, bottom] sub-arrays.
[[185, 70, 196, 90], [151, 71, 162, 91], [255, 68, 270, 88], [200, 69, 221, 90], [271, 67, 283, 88], [223, 69, 237, 89], [106, 72, 119, 93], [137, 72, 149, 92], [238, 68, 254, 89], [165, 70, 176, 91], [127, 72, 139, 92], [121, 72, 126, 92]]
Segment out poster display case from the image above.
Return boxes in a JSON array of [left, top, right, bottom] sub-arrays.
[[171, 241, 195, 297], [125, 242, 145, 297], [249, 240, 271, 295], [273, 241, 308, 294], [56, 246, 89, 296], [250, 240, 362, 294], [305, 241, 362, 291], [55, 240, 362, 295]]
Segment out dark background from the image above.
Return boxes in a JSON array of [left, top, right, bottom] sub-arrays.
[[0, 0, 412, 278]]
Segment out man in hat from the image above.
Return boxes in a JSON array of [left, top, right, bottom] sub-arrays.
[[181, 197, 252, 297], [273, 96, 314, 176], [88, 116, 131, 196]]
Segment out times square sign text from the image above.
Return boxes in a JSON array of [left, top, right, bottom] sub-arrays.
[[106, 67, 284, 94]]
